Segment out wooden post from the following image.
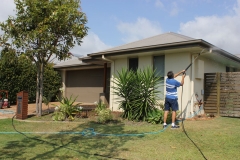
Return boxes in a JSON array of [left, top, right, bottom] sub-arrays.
[[103, 63, 107, 93], [217, 73, 220, 116]]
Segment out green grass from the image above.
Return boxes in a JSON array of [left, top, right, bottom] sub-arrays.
[[0, 116, 240, 160]]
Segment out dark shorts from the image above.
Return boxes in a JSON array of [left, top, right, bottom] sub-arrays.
[[164, 98, 179, 111]]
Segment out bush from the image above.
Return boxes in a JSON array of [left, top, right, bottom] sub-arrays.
[[0, 48, 61, 104], [146, 108, 164, 124], [52, 95, 81, 121], [95, 101, 112, 123], [97, 108, 113, 123], [113, 67, 161, 121]]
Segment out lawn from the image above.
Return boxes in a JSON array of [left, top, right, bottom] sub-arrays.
[[0, 114, 239, 160]]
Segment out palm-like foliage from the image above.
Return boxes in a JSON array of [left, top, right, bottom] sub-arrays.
[[113, 67, 162, 121], [52, 95, 81, 121], [113, 68, 135, 119]]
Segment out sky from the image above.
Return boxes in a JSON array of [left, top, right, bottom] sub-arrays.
[[0, 0, 240, 57]]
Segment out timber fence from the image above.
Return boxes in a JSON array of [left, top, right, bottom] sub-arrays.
[[204, 72, 240, 117]]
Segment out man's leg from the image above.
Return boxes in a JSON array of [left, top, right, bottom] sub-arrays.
[[164, 111, 169, 124], [172, 111, 176, 124], [171, 111, 179, 129], [171, 98, 180, 129], [163, 98, 170, 129]]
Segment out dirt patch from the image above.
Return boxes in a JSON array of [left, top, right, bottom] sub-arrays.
[[186, 114, 216, 121]]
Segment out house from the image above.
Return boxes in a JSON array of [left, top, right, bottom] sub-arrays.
[[54, 32, 240, 117]]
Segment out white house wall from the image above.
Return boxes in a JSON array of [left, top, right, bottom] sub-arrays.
[[139, 56, 152, 70], [110, 58, 127, 111], [201, 57, 225, 72]]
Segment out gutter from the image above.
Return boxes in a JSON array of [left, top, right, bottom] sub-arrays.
[[102, 55, 115, 111], [88, 39, 211, 56]]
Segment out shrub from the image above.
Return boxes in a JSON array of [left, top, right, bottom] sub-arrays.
[[147, 108, 164, 124], [97, 108, 113, 123], [113, 67, 161, 121], [52, 95, 81, 121], [95, 101, 112, 123]]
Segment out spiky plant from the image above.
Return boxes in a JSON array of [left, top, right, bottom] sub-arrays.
[[113, 67, 162, 121]]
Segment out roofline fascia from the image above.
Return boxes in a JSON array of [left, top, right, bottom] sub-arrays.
[[87, 39, 211, 57], [213, 48, 240, 63], [53, 63, 103, 69]]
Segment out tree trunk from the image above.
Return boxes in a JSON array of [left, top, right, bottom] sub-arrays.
[[38, 62, 44, 116], [36, 64, 40, 115]]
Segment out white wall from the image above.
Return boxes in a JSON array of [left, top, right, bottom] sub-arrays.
[[201, 57, 225, 72], [110, 58, 128, 111], [139, 56, 152, 70]]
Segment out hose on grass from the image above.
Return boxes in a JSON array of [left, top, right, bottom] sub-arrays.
[[181, 85, 208, 160], [9, 115, 126, 160], [0, 107, 203, 136]]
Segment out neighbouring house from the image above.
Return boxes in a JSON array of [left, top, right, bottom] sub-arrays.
[[54, 32, 240, 117]]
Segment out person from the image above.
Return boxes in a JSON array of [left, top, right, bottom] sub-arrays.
[[163, 70, 186, 129]]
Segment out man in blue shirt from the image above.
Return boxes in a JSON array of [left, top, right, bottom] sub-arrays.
[[163, 70, 185, 129]]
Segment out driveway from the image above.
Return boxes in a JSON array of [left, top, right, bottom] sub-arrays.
[[0, 102, 60, 119]]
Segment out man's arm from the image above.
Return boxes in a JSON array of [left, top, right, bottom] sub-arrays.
[[174, 70, 185, 78], [180, 73, 186, 86]]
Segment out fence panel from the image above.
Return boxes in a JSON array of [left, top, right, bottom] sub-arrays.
[[204, 72, 240, 117]]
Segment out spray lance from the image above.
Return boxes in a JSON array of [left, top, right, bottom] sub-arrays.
[[183, 48, 209, 74]]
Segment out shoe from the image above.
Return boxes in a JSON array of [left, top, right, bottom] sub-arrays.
[[163, 125, 167, 129], [171, 125, 180, 129]]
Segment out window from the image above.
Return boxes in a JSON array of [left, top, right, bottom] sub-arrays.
[[153, 55, 165, 99], [226, 66, 237, 72], [129, 58, 138, 72]]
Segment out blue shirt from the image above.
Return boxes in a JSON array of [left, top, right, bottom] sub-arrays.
[[166, 78, 181, 99]]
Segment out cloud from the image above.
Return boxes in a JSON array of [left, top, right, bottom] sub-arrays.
[[155, 0, 164, 9], [70, 32, 112, 57], [117, 17, 163, 43], [170, 2, 180, 16], [179, 0, 240, 54]]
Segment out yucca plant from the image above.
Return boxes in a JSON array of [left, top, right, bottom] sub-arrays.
[[113, 68, 136, 119], [113, 67, 162, 121], [52, 95, 81, 121], [131, 67, 161, 121]]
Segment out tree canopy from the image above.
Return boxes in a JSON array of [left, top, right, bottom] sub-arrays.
[[0, 0, 88, 116]]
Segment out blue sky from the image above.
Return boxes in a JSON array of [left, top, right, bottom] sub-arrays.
[[1, 0, 240, 57]]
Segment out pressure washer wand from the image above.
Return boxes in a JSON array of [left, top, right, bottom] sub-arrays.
[[183, 49, 205, 74]]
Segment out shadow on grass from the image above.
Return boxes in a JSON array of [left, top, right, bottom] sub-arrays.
[[0, 116, 144, 159]]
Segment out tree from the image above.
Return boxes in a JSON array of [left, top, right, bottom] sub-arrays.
[[0, 47, 20, 103], [0, 0, 88, 116], [17, 54, 37, 102], [43, 63, 62, 102]]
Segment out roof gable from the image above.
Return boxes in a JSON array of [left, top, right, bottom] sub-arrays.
[[94, 32, 195, 54]]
